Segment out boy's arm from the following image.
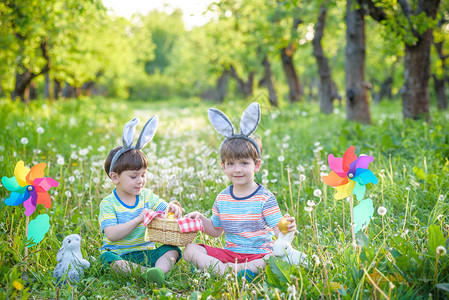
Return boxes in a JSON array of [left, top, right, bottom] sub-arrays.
[[185, 212, 224, 237], [103, 208, 149, 242]]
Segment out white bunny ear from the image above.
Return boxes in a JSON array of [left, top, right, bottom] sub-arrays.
[[135, 115, 159, 150], [56, 245, 64, 262], [122, 118, 140, 148], [240, 102, 260, 136], [208, 108, 235, 138], [278, 230, 295, 243]]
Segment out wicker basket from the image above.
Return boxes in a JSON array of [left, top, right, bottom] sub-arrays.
[[145, 217, 197, 247]]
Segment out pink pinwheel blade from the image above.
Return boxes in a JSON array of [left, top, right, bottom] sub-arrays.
[[328, 155, 346, 177], [23, 197, 37, 216], [33, 177, 59, 191], [342, 146, 357, 172], [5, 190, 30, 206]]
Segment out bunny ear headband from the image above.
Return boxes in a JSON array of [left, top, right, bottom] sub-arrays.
[[109, 115, 159, 174], [208, 102, 261, 158]]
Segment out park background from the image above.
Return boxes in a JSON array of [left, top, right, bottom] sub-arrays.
[[1, 0, 449, 298]]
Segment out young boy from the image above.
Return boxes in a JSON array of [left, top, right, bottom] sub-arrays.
[[98, 116, 182, 285], [184, 103, 296, 278]]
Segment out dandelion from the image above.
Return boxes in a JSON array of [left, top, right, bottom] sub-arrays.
[[79, 148, 89, 156], [65, 191, 72, 198], [304, 206, 313, 213], [297, 165, 305, 172], [312, 254, 320, 265], [278, 155, 285, 162], [33, 149, 41, 154], [36, 126, 44, 134], [68, 176, 75, 183], [97, 145, 106, 152], [71, 152, 78, 160], [314, 141, 320, 147], [436, 246, 447, 256], [93, 178, 100, 184], [307, 200, 316, 207], [20, 137, 29, 145], [0, 156, 3, 162], [313, 189, 322, 197], [299, 174, 306, 182], [13, 280, 23, 291], [377, 206, 387, 216]]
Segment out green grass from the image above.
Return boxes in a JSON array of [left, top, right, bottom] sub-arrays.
[[0, 96, 448, 299]]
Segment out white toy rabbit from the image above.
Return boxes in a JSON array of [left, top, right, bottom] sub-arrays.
[[53, 234, 90, 283], [273, 231, 309, 267]]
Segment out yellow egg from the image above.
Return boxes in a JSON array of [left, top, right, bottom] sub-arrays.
[[278, 217, 290, 234], [166, 212, 175, 220]]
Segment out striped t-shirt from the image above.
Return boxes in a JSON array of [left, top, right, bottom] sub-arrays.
[[211, 184, 283, 254], [98, 188, 167, 255]]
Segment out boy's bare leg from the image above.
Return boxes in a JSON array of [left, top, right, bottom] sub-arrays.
[[111, 260, 146, 274], [155, 250, 179, 273], [184, 243, 230, 275]]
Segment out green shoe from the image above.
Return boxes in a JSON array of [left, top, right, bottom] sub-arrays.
[[142, 267, 165, 285]]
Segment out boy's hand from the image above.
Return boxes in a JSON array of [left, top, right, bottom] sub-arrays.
[[167, 202, 183, 219], [140, 208, 152, 223], [283, 213, 297, 232], [185, 211, 204, 220]]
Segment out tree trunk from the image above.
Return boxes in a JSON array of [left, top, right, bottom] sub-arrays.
[[401, 0, 440, 121], [54, 79, 62, 100], [313, 4, 340, 114], [345, 0, 371, 124], [229, 65, 255, 98], [216, 69, 229, 103], [373, 76, 393, 103], [12, 40, 50, 103], [262, 56, 278, 107], [433, 38, 447, 110], [280, 46, 302, 102], [44, 73, 53, 100]]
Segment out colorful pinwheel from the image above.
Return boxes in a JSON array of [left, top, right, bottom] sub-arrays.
[[321, 146, 378, 201], [2, 161, 59, 216]]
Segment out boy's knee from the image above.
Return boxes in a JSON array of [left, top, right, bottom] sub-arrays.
[[183, 243, 196, 260]]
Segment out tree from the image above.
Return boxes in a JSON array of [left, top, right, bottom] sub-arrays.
[[363, 0, 442, 121], [345, 0, 371, 123]]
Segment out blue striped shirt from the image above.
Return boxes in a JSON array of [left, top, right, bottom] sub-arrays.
[[98, 188, 167, 255], [211, 184, 283, 254]]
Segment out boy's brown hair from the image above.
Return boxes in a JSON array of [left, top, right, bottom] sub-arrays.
[[104, 146, 149, 177], [220, 136, 262, 164]]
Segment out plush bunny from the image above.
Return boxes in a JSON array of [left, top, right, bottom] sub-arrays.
[[208, 102, 261, 158], [273, 231, 309, 267], [109, 115, 159, 174], [53, 234, 90, 283]]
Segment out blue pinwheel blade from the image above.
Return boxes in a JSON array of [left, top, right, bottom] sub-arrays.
[[353, 181, 366, 201], [5, 190, 30, 206], [2, 176, 26, 193], [353, 198, 374, 233], [353, 168, 378, 185]]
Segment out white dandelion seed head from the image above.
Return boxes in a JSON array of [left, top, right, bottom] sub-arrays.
[[65, 191, 72, 198], [436, 246, 447, 256], [20, 137, 29, 145], [313, 189, 322, 197], [36, 127, 44, 134], [299, 174, 306, 182], [304, 206, 313, 213], [377, 206, 387, 216], [68, 176, 75, 183], [57, 156, 65, 165], [278, 155, 285, 162], [297, 165, 305, 172], [307, 200, 316, 207]]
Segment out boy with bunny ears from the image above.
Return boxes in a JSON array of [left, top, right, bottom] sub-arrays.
[[184, 102, 296, 279], [98, 116, 182, 285]]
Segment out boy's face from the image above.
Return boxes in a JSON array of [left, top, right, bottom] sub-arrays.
[[221, 158, 261, 188], [111, 168, 147, 197]]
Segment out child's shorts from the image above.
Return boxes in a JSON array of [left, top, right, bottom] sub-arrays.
[[99, 245, 182, 268], [199, 244, 267, 263]]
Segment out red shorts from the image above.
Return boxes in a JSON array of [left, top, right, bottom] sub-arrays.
[[199, 244, 267, 263]]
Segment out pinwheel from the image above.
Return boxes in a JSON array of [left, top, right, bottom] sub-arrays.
[[321, 145, 378, 201], [2, 161, 59, 216]]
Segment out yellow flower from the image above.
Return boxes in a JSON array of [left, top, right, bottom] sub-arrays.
[[13, 280, 23, 291], [72, 163, 78, 167]]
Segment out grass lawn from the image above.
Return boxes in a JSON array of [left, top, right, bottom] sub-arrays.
[[1, 96, 448, 299]]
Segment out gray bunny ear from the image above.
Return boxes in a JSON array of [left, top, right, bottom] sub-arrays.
[[135, 115, 159, 150], [123, 118, 140, 148], [208, 108, 234, 138], [240, 102, 260, 136]]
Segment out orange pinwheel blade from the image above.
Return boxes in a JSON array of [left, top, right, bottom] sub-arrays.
[[14, 161, 30, 187], [26, 163, 47, 184], [335, 180, 355, 199], [36, 191, 52, 208], [322, 171, 348, 187]]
